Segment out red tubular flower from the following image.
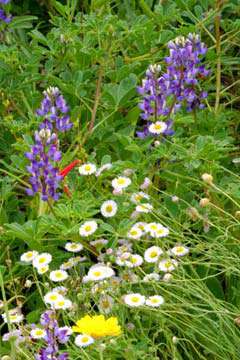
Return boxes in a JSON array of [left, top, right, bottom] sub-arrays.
[[59, 159, 81, 178]]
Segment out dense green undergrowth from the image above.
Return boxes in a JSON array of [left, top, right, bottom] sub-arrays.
[[0, 1, 240, 359]]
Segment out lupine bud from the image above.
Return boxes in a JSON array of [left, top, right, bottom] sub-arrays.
[[37, 87, 72, 132]]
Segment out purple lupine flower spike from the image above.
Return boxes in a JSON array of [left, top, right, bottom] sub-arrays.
[[137, 33, 209, 139], [25, 129, 63, 201], [37, 87, 72, 132], [0, 0, 12, 23], [34, 311, 70, 360]]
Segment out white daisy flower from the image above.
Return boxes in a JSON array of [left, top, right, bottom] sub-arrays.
[[130, 192, 149, 204], [115, 257, 127, 266], [75, 334, 94, 347], [134, 222, 147, 233], [100, 200, 118, 218], [37, 265, 49, 275], [146, 223, 169, 238], [144, 246, 163, 263], [146, 295, 164, 307], [20, 251, 38, 263], [30, 328, 46, 339], [2, 309, 23, 324], [87, 265, 115, 281], [65, 242, 83, 253], [148, 121, 167, 135], [125, 254, 143, 268], [124, 293, 145, 307], [143, 273, 160, 282], [136, 203, 153, 213], [49, 270, 68, 282], [52, 286, 68, 295], [32, 253, 52, 269], [170, 245, 189, 257], [79, 163, 96, 175], [159, 259, 178, 272], [99, 295, 114, 314], [112, 176, 131, 190], [79, 220, 98, 237], [44, 291, 64, 305], [53, 298, 72, 310], [95, 163, 112, 177], [127, 226, 143, 240], [60, 259, 75, 270]]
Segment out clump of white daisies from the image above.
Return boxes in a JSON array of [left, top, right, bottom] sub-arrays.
[[3, 161, 190, 352]]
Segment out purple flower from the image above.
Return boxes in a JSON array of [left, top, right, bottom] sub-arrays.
[[35, 311, 70, 360], [25, 129, 63, 201], [137, 33, 209, 139], [0, 8, 11, 23], [0, 0, 11, 23], [37, 87, 72, 133]]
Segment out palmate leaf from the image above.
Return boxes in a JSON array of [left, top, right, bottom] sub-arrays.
[[5, 220, 49, 248], [104, 74, 137, 108]]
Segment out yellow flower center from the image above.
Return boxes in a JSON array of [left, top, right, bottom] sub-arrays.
[[84, 225, 92, 232], [57, 301, 65, 307], [55, 272, 63, 278], [117, 178, 125, 185], [26, 252, 33, 258], [150, 298, 159, 304], [39, 257, 46, 264], [155, 124, 162, 130], [81, 336, 90, 343], [106, 205, 113, 212], [130, 257, 137, 264], [93, 271, 102, 277], [165, 261, 172, 269], [130, 230, 137, 236], [35, 329, 44, 336], [176, 247, 184, 253], [150, 225, 157, 230], [150, 251, 158, 258], [131, 296, 140, 303], [84, 165, 91, 171], [49, 294, 58, 301]]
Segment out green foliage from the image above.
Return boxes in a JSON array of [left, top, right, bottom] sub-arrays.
[[0, 1, 240, 360]]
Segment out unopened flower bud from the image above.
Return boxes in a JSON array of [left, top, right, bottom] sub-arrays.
[[24, 279, 32, 288], [201, 173, 213, 185], [171, 195, 179, 203], [123, 169, 134, 176], [113, 188, 123, 196], [154, 140, 160, 147], [126, 322, 135, 331], [162, 273, 172, 282], [235, 211, 240, 219], [199, 198, 210, 207], [172, 336, 178, 344], [187, 207, 199, 221], [140, 177, 152, 190]]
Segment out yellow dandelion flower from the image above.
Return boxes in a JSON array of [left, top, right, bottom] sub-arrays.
[[72, 315, 122, 338]]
